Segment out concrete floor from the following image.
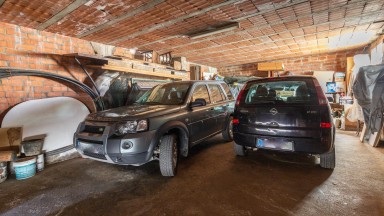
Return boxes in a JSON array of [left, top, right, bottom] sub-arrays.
[[0, 131, 383, 216]]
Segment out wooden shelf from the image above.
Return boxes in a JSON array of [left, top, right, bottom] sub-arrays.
[[87, 65, 186, 80]]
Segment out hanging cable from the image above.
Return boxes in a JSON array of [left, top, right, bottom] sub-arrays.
[[0, 68, 105, 111]]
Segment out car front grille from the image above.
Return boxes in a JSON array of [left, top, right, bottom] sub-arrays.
[[83, 125, 106, 134], [83, 151, 107, 160]]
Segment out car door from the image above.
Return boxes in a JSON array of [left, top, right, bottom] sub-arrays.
[[188, 84, 214, 144], [208, 84, 229, 133]]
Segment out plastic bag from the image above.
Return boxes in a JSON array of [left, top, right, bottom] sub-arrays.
[[346, 99, 364, 122]]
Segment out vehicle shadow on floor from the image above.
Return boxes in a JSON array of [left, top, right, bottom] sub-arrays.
[[1, 135, 333, 216]]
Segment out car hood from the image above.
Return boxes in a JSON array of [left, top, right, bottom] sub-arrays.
[[86, 104, 181, 121]]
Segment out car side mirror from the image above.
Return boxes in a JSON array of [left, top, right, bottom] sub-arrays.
[[190, 98, 206, 108]]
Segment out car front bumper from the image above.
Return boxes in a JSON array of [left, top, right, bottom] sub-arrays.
[[74, 121, 157, 165]]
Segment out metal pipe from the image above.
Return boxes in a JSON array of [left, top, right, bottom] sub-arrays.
[[74, 57, 101, 97]]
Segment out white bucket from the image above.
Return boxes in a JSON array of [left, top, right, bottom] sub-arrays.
[[37, 154, 44, 172], [13, 157, 36, 180], [0, 162, 7, 183]]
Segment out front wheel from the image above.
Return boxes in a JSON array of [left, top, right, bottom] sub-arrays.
[[234, 142, 247, 156], [159, 134, 178, 176], [320, 147, 335, 169], [222, 116, 234, 142]]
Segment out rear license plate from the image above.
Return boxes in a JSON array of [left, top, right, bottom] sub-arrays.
[[256, 138, 293, 151]]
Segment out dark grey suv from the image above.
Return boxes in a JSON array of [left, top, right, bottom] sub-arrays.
[[233, 76, 335, 169], [74, 81, 235, 176]]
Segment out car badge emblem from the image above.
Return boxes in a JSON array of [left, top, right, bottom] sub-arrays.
[[270, 108, 278, 115], [99, 128, 104, 132]]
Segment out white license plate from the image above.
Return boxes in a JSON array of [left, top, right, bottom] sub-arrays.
[[256, 139, 293, 151]]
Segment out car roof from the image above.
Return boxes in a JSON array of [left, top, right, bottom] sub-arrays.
[[246, 75, 315, 82]]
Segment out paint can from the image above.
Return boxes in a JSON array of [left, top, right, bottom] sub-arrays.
[[13, 157, 36, 180], [36, 154, 44, 172], [0, 162, 7, 183]]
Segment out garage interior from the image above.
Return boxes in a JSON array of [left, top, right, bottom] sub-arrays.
[[0, 0, 383, 215]]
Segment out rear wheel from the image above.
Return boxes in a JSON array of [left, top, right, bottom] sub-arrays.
[[222, 116, 234, 142], [234, 142, 247, 156], [320, 147, 335, 169], [159, 134, 178, 176]]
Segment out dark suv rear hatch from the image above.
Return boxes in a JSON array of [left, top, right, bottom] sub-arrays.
[[235, 77, 327, 138]]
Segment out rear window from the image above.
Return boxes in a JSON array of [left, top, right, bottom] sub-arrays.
[[242, 79, 318, 105]]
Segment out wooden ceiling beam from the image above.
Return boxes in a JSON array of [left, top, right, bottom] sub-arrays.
[[37, 0, 92, 30], [77, 0, 165, 38]]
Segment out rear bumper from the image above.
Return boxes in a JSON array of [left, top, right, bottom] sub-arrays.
[[74, 121, 157, 165], [233, 132, 332, 154]]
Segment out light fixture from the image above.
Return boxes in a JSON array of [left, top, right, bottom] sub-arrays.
[[188, 22, 240, 39]]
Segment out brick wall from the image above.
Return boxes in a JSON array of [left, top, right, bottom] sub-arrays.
[[218, 48, 365, 77], [0, 21, 101, 115]]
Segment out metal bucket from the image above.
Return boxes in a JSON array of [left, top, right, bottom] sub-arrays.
[[36, 154, 44, 172], [0, 162, 8, 183]]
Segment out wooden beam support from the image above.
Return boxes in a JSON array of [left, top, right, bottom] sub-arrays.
[[77, 0, 165, 38], [37, 0, 91, 30], [109, 0, 241, 45]]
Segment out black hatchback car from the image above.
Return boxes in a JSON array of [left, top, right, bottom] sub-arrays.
[[232, 76, 335, 169]]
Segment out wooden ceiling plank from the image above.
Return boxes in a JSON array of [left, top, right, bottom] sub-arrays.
[[37, 0, 91, 30], [77, 0, 165, 38], [109, 0, 241, 45]]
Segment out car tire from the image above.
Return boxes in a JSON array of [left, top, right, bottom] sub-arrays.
[[222, 116, 234, 142], [159, 134, 178, 177], [234, 142, 247, 156], [320, 146, 335, 169]]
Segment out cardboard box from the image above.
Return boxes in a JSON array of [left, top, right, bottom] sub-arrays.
[[0, 151, 15, 162]]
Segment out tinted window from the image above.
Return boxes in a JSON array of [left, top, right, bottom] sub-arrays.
[[220, 83, 234, 100], [191, 85, 211, 104], [209, 84, 225, 103], [243, 80, 317, 104]]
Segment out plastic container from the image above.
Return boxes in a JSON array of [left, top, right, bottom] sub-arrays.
[[0, 162, 7, 183], [36, 154, 44, 172], [13, 157, 36, 180], [22, 139, 44, 156]]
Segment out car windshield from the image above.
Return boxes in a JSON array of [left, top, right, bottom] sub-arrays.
[[243, 80, 317, 105], [136, 83, 191, 105]]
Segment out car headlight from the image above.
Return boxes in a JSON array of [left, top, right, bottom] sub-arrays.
[[115, 120, 148, 135]]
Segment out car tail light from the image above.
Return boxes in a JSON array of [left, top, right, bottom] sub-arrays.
[[320, 122, 332, 128], [235, 86, 246, 106], [313, 79, 328, 105], [233, 118, 239, 125]]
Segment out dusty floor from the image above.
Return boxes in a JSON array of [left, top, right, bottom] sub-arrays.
[[0, 131, 383, 216]]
